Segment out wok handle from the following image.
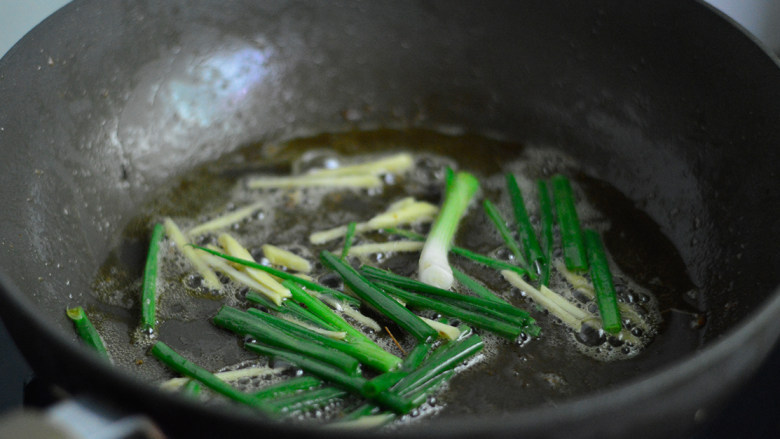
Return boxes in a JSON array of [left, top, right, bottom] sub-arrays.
[[0, 397, 163, 439]]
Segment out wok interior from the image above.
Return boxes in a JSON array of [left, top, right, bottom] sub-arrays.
[[0, 0, 778, 437]]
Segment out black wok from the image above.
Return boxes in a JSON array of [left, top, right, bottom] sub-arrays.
[[0, 0, 779, 437]]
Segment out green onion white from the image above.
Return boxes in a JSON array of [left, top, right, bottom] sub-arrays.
[[306, 153, 413, 177], [346, 240, 424, 257], [164, 217, 222, 290], [419, 317, 461, 340], [317, 295, 382, 332], [159, 365, 282, 391], [554, 260, 650, 332], [501, 269, 592, 331], [325, 413, 397, 430], [247, 174, 382, 190], [310, 198, 438, 244], [503, 269, 641, 344], [418, 171, 479, 290], [262, 244, 312, 273], [200, 251, 285, 305], [217, 234, 291, 300], [277, 314, 348, 340], [187, 200, 265, 237]]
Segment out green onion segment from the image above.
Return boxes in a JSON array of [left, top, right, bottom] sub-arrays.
[[141, 223, 165, 333], [506, 174, 544, 269], [583, 229, 622, 334], [419, 170, 480, 289], [551, 174, 588, 272], [66, 306, 109, 360]]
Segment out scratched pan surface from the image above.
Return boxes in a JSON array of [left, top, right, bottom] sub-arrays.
[[0, 1, 778, 438]]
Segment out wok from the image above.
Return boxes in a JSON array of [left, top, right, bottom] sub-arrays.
[[0, 0, 779, 437]]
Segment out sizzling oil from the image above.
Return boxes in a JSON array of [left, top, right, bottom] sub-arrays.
[[90, 128, 704, 425]]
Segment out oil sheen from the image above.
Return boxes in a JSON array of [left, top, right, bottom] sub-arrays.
[[90, 129, 703, 426]]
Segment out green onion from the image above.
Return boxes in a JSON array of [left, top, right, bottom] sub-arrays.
[[181, 380, 202, 398], [246, 343, 412, 414], [159, 366, 281, 391], [340, 403, 381, 422], [402, 341, 433, 371], [311, 198, 438, 245], [383, 227, 528, 276], [345, 240, 423, 257], [283, 281, 401, 372], [308, 153, 414, 177], [363, 370, 410, 397], [188, 200, 266, 237], [217, 234, 290, 303], [66, 306, 109, 360], [551, 175, 588, 272], [266, 386, 347, 415], [537, 180, 555, 286], [253, 376, 322, 400], [150, 341, 272, 412], [506, 174, 544, 271], [376, 282, 535, 339], [449, 248, 527, 276], [341, 221, 357, 259], [370, 390, 428, 415], [483, 199, 534, 277], [360, 342, 432, 397], [392, 334, 483, 396], [502, 270, 590, 332], [553, 260, 648, 335], [583, 229, 622, 334], [245, 343, 373, 401], [192, 245, 361, 307], [248, 174, 382, 190], [444, 166, 455, 188], [245, 290, 283, 312], [246, 338, 474, 416], [282, 281, 398, 366], [451, 267, 508, 304], [327, 412, 397, 430], [279, 300, 338, 331], [248, 289, 336, 330], [141, 223, 165, 333], [361, 266, 534, 324], [213, 306, 361, 376], [246, 342, 367, 394], [164, 218, 222, 290], [418, 170, 480, 289], [261, 243, 312, 274], [400, 370, 453, 407], [246, 307, 399, 372], [366, 335, 456, 399], [282, 281, 361, 337], [320, 251, 438, 343]]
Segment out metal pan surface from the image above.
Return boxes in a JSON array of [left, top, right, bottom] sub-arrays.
[[0, 1, 778, 437]]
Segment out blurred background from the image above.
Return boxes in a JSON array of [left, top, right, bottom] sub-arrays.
[[1, 0, 778, 436]]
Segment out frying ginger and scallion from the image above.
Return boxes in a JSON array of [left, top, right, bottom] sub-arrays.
[[70, 148, 660, 426]]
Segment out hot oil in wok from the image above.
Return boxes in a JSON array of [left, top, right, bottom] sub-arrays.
[[91, 129, 704, 425]]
